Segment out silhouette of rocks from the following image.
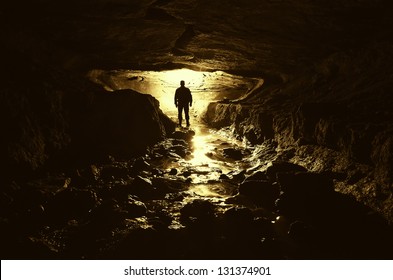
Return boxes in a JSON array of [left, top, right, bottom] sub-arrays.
[[180, 199, 216, 227], [266, 161, 307, 182], [223, 148, 243, 160], [125, 197, 147, 218], [171, 130, 195, 141], [46, 188, 99, 222], [77, 89, 175, 159], [239, 180, 280, 209], [129, 176, 156, 199]]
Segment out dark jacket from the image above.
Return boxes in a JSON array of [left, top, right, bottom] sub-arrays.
[[175, 86, 192, 106]]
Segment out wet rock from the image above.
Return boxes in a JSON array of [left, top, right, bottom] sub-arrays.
[[100, 165, 130, 180], [244, 171, 268, 182], [277, 172, 334, 197], [266, 161, 307, 181], [228, 170, 246, 182], [181, 170, 192, 178], [219, 173, 230, 180], [170, 144, 188, 157], [125, 197, 147, 218], [152, 177, 186, 194], [239, 180, 280, 209], [88, 199, 126, 230], [180, 200, 216, 226], [223, 148, 243, 160], [288, 220, 314, 244], [132, 157, 151, 173], [171, 130, 195, 141], [223, 207, 253, 229], [129, 176, 156, 199], [275, 172, 335, 221], [70, 165, 99, 187], [168, 168, 178, 175], [46, 188, 99, 222]]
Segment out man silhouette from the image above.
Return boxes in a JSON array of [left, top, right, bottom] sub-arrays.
[[174, 80, 193, 127]]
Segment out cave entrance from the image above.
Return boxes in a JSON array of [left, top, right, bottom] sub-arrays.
[[88, 68, 261, 197], [88, 68, 259, 121]]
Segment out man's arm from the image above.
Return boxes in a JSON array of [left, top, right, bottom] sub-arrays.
[[189, 90, 192, 107], [174, 90, 178, 107]]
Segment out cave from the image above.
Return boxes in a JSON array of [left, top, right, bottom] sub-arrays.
[[1, 0, 393, 260]]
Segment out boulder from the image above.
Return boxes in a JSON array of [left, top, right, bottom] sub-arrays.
[[239, 180, 280, 209], [76, 89, 176, 159], [223, 148, 243, 160], [266, 161, 307, 181], [125, 197, 147, 218]]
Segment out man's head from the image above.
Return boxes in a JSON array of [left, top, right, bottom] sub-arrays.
[[180, 80, 185, 86]]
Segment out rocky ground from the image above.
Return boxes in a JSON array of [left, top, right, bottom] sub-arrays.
[[1, 125, 392, 259]]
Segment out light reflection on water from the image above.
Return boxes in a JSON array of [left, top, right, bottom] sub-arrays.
[[89, 68, 261, 198]]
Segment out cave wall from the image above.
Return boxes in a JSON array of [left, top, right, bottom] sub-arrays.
[[204, 45, 393, 222]]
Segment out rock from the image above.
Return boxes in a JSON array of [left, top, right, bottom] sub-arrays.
[[171, 130, 195, 141], [277, 172, 334, 197], [372, 130, 393, 185], [181, 170, 192, 178], [87, 199, 126, 230], [288, 220, 314, 243], [266, 161, 307, 181], [100, 165, 130, 180], [180, 200, 216, 226], [129, 176, 155, 199], [238, 180, 280, 209], [76, 89, 176, 159], [170, 144, 188, 157], [168, 168, 178, 175], [223, 207, 254, 229], [223, 148, 243, 160], [46, 188, 99, 221], [228, 170, 246, 182], [132, 157, 151, 172], [219, 173, 230, 180], [244, 171, 268, 182], [125, 197, 147, 218]]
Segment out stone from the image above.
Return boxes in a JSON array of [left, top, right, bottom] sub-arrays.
[[223, 148, 243, 160], [266, 161, 307, 181], [239, 180, 280, 209], [168, 168, 178, 175], [100, 165, 130, 180], [46, 188, 99, 221], [76, 89, 176, 159], [132, 157, 151, 172], [125, 197, 147, 218], [129, 176, 155, 199], [244, 171, 268, 182], [277, 172, 334, 197], [180, 199, 216, 226], [171, 130, 195, 141]]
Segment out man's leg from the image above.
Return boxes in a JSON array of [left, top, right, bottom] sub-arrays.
[[184, 105, 190, 126], [178, 106, 183, 126]]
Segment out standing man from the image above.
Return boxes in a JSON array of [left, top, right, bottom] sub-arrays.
[[174, 80, 193, 127]]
